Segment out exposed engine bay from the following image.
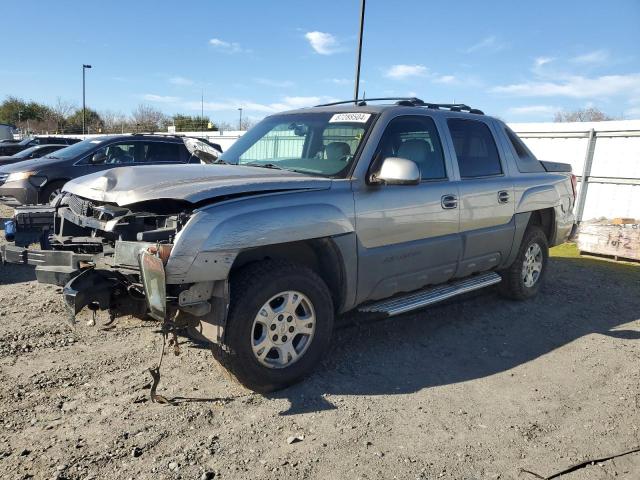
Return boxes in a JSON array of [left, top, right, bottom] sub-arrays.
[[50, 193, 190, 253]]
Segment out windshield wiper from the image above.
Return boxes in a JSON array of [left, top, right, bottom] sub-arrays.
[[244, 162, 283, 170]]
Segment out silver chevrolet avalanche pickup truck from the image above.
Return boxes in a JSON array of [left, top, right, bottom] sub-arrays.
[[1, 98, 577, 392]]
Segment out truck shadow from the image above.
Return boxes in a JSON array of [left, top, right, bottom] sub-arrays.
[[268, 255, 640, 415]]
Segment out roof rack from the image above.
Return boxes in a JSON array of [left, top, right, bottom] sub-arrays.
[[315, 97, 419, 107], [314, 97, 484, 115]]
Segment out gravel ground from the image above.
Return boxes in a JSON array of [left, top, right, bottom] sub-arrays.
[[1, 203, 639, 480]]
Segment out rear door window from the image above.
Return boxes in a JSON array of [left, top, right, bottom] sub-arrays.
[[504, 127, 545, 173], [138, 141, 182, 163], [447, 119, 503, 178]]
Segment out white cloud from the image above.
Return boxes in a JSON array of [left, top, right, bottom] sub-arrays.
[[142, 94, 180, 103], [254, 78, 295, 88], [507, 105, 559, 115], [385, 64, 428, 80], [492, 73, 640, 98], [169, 76, 193, 86], [465, 35, 505, 54], [434, 75, 457, 84], [208, 38, 245, 54], [305, 31, 341, 55], [571, 49, 609, 65], [531, 56, 555, 75], [327, 78, 351, 85], [534, 57, 554, 68]]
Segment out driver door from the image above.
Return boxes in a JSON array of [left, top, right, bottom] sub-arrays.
[[354, 115, 461, 303]]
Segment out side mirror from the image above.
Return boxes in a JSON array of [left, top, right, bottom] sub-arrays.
[[373, 157, 420, 185], [91, 152, 106, 164]]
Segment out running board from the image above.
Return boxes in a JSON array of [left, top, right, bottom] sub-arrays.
[[358, 272, 502, 317]]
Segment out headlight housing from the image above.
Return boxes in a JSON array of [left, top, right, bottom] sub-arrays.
[[5, 171, 35, 183]]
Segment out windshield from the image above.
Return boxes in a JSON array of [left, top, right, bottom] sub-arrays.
[[41, 138, 107, 160], [220, 112, 375, 177]]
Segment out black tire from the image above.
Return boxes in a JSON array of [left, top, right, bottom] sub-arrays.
[[498, 226, 549, 300], [39, 180, 66, 205], [220, 260, 334, 392]]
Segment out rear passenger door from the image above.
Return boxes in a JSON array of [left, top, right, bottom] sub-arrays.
[[446, 118, 515, 277]]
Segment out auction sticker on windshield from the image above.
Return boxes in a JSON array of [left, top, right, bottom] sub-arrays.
[[329, 113, 371, 123]]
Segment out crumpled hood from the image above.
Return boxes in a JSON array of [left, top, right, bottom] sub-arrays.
[[62, 164, 332, 206]]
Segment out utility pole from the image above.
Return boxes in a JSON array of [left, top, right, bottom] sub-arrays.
[[201, 88, 204, 134], [82, 64, 92, 135], [353, 0, 366, 103], [238, 107, 243, 131]]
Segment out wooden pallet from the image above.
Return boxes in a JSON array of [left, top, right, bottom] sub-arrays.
[[576, 221, 640, 262]]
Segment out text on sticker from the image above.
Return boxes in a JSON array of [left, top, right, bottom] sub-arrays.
[[329, 113, 371, 123]]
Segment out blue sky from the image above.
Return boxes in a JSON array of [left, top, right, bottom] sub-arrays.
[[1, 0, 639, 123]]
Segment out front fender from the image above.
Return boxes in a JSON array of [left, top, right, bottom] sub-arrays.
[[165, 188, 355, 283]]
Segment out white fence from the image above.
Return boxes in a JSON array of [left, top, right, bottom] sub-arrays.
[[510, 120, 640, 222]]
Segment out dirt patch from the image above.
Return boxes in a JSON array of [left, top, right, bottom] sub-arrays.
[[1, 202, 639, 479]]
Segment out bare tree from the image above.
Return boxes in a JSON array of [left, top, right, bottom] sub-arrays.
[[215, 120, 235, 131], [52, 97, 76, 119], [101, 110, 129, 134], [49, 97, 77, 132], [240, 117, 257, 131], [214, 118, 257, 131], [554, 107, 614, 122], [131, 104, 167, 132]]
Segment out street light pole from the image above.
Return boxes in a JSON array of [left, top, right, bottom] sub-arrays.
[[353, 0, 366, 103], [82, 64, 92, 135], [238, 107, 243, 131]]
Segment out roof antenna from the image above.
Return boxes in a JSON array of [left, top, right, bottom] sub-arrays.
[[353, 0, 366, 104]]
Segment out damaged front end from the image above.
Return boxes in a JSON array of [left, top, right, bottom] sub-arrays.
[[2, 193, 228, 342]]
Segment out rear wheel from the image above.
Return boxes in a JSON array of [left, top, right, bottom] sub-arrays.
[[220, 260, 334, 392], [498, 226, 548, 300]]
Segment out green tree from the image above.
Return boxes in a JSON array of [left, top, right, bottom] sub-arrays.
[[171, 114, 217, 132], [0, 96, 53, 127], [65, 108, 104, 134]]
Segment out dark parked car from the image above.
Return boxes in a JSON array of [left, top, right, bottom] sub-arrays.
[[0, 144, 68, 166], [0, 136, 80, 156], [0, 134, 220, 205]]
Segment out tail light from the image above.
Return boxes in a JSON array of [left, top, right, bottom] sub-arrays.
[[570, 174, 577, 199]]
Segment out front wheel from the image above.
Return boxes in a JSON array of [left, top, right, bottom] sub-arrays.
[[40, 180, 65, 205], [498, 226, 549, 300], [220, 260, 334, 392]]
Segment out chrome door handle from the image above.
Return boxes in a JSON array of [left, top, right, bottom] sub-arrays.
[[497, 190, 510, 204], [441, 194, 458, 209]]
